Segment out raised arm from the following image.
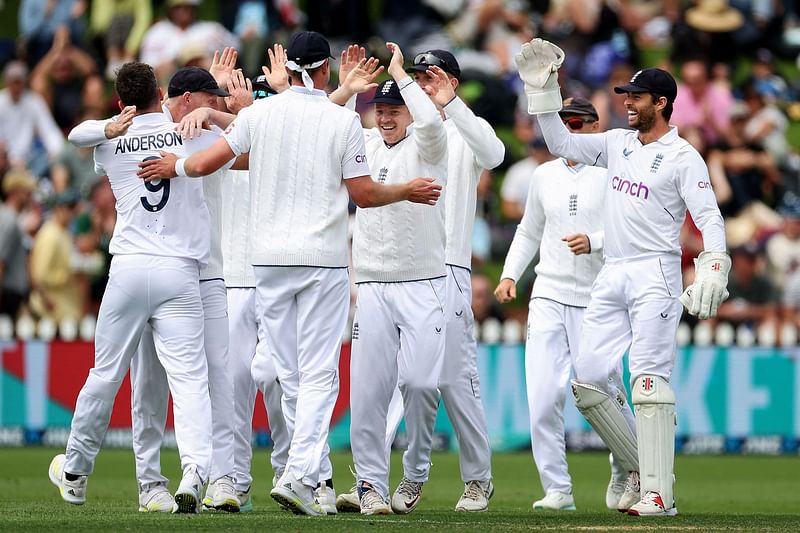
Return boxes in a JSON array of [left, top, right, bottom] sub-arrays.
[[426, 65, 504, 170], [68, 106, 136, 147], [386, 42, 445, 166]]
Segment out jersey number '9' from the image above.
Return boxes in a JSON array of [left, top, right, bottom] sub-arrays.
[[140, 156, 171, 212]]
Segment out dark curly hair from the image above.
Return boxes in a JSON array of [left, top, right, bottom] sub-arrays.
[[115, 62, 159, 109]]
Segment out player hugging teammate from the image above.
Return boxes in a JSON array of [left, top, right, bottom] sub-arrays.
[[48, 31, 728, 520]]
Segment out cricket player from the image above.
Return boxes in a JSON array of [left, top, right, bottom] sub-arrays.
[[67, 66, 244, 513], [48, 62, 219, 514], [337, 50, 504, 514], [137, 31, 442, 516], [336, 41, 448, 516], [495, 97, 629, 511], [515, 40, 729, 516]]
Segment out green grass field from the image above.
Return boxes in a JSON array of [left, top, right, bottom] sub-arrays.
[[0, 448, 797, 532]]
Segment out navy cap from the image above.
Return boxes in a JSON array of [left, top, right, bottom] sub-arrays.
[[406, 49, 461, 79], [251, 74, 276, 99], [368, 79, 405, 105], [286, 31, 334, 65], [168, 67, 230, 97], [779, 192, 800, 219], [559, 96, 599, 120], [614, 68, 677, 103]]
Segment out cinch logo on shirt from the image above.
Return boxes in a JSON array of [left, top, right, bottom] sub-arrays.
[[611, 176, 649, 200], [114, 131, 183, 154]]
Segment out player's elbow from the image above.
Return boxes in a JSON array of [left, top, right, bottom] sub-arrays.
[[351, 190, 376, 209]]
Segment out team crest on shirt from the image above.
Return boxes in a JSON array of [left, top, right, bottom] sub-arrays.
[[352, 322, 359, 340], [650, 154, 664, 173], [568, 193, 577, 216], [378, 167, 388, 184]]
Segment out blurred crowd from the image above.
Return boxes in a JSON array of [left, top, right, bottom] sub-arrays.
[[0, 0, 799, 338]]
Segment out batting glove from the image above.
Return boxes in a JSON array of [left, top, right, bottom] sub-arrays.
[[514, 38, 565, 115], [679, 251, 731, 320]]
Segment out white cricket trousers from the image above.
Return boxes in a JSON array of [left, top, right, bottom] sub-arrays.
[[526, 297, 626, 494], [387, 266, 492, 482], [350, 278, 447, 499], [253, 266, 348, 488], [65, 255, 212, 479], [130, 279, 234, 485], [575, 255, 684, 430], [227, 287, 290, 491]]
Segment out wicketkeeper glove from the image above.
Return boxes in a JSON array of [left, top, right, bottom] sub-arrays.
[[679, 251, 731, 320], [514, 38, 565, 115]]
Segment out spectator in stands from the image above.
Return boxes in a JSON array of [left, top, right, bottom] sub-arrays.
[[29, 191, 82, 322], [50, 108, 102, 198], [139, 0, 239, 83], [0, 168, 37, 319], [0, 61, 64, 176], [74, 177, 114, 316], [716, 242, 778, 328], [671, 0, 743, 66], [501, 138, 553, 221], [29, 27, 104, 132], [89, 0, 152, 80], [591, 62, 635, 131], [765, 193, 800, 293], [471, 271, 506, 323], [671, 58, 734, 145], [741, 81, 790, 167], [19, 0, 86, 67]]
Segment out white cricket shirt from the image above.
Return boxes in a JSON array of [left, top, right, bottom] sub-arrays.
[[501, 158, 607, 307], [441, 96, 505, 269], [92, 112, 213, 266], [537, 113, 726, 259]]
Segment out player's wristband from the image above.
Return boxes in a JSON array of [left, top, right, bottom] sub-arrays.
[[175, 157, 188, 177]]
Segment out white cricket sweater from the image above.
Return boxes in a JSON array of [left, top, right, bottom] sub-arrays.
[[220, 169, 256, 287], [537, 113, 726, 258], [224, 88, 365, 268], [441, 96, 505, 269], [352, 77, 448, 283], [501, 159, 607, 307]]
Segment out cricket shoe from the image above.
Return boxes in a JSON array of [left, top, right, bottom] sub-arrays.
[[315, 481, 337, 515], [336, 465, 360, 512], [336, 485, 360, 512], [237, 486, 253, 513], [173, 464, 203, 514], [139, 482, 174, 512], [203, 476, 240, 512], [455, 480, 494, 512], [270, 472, 325, 516], [628, 491, 678, 517], [49, 454, 87, 505], [359, 482, 391, 515], [616, 471, 640, 512], [532, 491, 576, 511], [391, 477, 423, 514]]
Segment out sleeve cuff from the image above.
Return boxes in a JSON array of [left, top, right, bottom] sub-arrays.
[[442, 95, 467, 118], [397, 76, 414, 90], [587, 231, 604, 252]]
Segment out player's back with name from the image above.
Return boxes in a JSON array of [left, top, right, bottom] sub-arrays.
[[94, 112, 220, 266]]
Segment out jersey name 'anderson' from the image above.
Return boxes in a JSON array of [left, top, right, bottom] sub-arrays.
[[114, 131, 183, 154]]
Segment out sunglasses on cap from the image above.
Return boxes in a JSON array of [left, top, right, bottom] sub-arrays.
[[253, 89, 275, 100], [563, 117, 596, 130], [413, 52, 447, 69]]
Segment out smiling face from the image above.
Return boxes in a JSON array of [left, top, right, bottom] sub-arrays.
[[375, 103, 413, 145], [624, 92, 661, 133]]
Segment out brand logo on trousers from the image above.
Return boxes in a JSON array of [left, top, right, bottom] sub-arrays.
[[611, 176, 649, 200], [642, 377, 653, 391]]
